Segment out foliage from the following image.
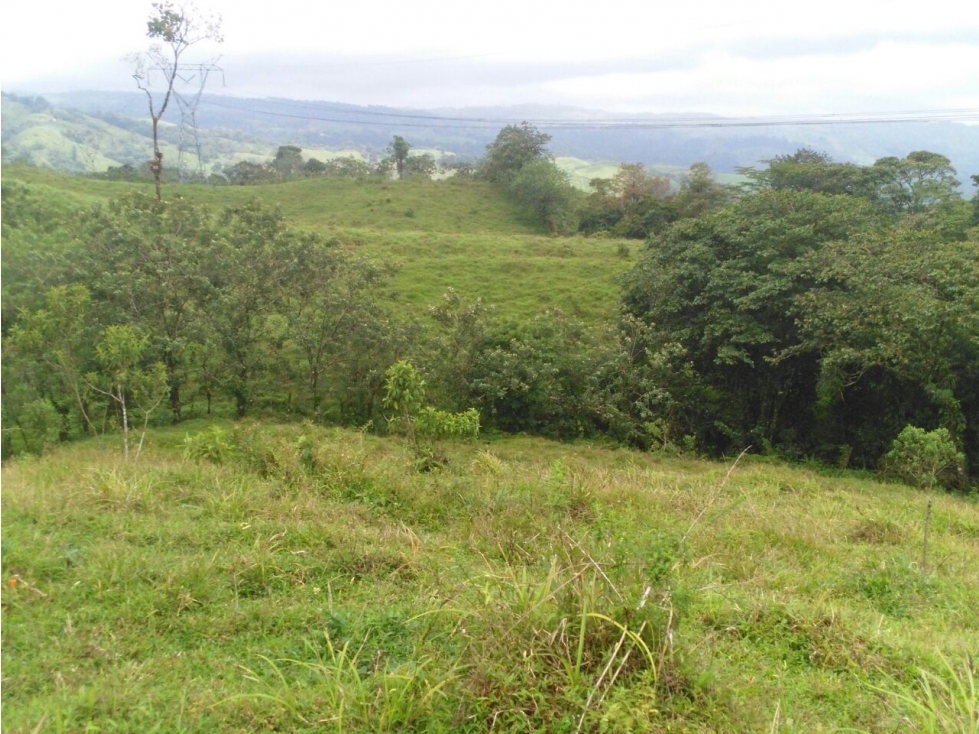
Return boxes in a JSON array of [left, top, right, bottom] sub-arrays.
[[383, 360, 479, 469], [740, 147, 884, 200], [874, 150, 961, 217], [619, 181, 979, 472], [479, 122, 552, 185], [580, 162, 731, 238], [508, 158, 580, 234], [182, 424, 234, 464], [15, 398, 63, 455], [881, 426, 966, 491], [91, 324, 169, 459], [387, 135, 411, 179], [271, 145, 304, 178]]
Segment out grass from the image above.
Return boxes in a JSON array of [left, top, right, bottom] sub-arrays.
[[3, 422, 978, 732], [2, 165, 636, 324]]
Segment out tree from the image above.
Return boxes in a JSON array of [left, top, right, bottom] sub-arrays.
[[873, 151, 960, 216], [674, 162, 732, 218], [480, 122, 552, 185], [970, 174, 979, 225], [225, 160, 273, 185], [509, 159, 580, 234], [388, 136, 411, 180], [283, 235, 392, 420], [209, 201, 295, 418], [303, 158, 327, 175], [620, 189, 880, 454], [272, 145, 304, 179], [611, 163, 670, 205], [129, 2, 223, 199], [740, 148, 883, 200], [383, 360, 479, 469], [405, 153, 437, 179], [81, 192, 217, 421], [881, 426, 965, 490], [7, 286, 100, 438], [90, 325, 168, 460]]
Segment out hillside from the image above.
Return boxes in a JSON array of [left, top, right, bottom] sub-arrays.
[[2, 422, 977, 732], [6, 91, 979, 184], [1, 164, 636, 325]]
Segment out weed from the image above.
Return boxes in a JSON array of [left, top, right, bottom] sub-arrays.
[[867, 653, 978, 734]]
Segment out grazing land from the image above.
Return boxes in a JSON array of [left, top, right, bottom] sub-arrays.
[[2, 422, 977, 732], [2, 150, 977, 732]]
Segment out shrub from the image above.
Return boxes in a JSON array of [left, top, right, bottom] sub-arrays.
[[183, 426, 234, 465], [881, 426, 965, 490], [18, 398, 62, 455]]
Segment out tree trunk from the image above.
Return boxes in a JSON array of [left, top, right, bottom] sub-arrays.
[[151, 116, 164, 200], [165, 352, 182, 423]]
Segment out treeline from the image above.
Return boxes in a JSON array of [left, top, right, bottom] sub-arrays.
[[92, 139, 468, 187], [3, 133, 978, 486]]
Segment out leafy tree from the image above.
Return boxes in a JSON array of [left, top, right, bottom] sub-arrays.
[[383, 360, 479, 469], [970, 174, 979, 225], [303, 157, 327, 175], [873, 151, 960, 217], [283, 235, 393, 420], [225, 160, 274, 185], [508, 159, 580, 234], [90, 325, 168, 460], [741, 148, 883, 200], [674, 162, 732, 219], [787, 225, 979, 467], [405, 153, 437, 179], [611, 163, 670, 204], [423, 289, 494, 411], [81, 193, 217, 421], [469, 311, 605, 438], [7, 285, 100, 438], [621, 190, 880, 453], [129, 2, 223, 199], [480, 122, 552, 185], [209, 201, 296, 418], [881, 426, 965, 490], [388, 136, 411, 180], [272, 145, 304, 179]]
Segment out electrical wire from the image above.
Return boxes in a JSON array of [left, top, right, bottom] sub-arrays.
[[198, 95, 979, 130]]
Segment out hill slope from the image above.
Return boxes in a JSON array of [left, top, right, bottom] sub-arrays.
[[6, 91, 979, 182], [2, 423, 977, 732], [2, 165, 636, 324]]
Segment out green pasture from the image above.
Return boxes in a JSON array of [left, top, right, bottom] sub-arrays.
[[2, 423, 977, 732]]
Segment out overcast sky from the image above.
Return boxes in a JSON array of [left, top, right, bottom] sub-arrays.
[[3, 0, 978, 117]]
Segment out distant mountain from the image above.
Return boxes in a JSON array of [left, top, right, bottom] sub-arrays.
[[4, 90, 979, 184]]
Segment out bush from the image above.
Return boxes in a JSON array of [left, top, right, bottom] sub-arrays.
[[19, 398, 62, 455], [183, 426, 234, 465], [881, 426, 965, 490]]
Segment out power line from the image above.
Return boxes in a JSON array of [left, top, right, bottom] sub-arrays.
[[199, 96, 979, 130]]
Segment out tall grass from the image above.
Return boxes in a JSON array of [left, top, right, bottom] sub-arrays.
[[3, 424, 978, 731]]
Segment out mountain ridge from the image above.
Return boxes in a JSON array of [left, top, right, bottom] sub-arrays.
[[4, 90, 978, 183]]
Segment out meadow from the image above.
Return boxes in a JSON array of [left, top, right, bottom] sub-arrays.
[[2, 164, 636, 324], [2, 164, 977, 732], [2, 421, 977, 732]]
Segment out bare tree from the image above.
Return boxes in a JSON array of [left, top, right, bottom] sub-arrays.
[[128, 2, 223, 198]]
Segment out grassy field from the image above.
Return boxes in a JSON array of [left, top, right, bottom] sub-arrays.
[[3, 165, 636, 324], [3, 163, 978, 732], [2, 422, 977, 732]]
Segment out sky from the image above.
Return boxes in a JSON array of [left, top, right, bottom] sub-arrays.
[[2, 0, 979, 117]]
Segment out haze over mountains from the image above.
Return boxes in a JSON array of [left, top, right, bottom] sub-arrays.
[[3, 89, 979, 186]]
